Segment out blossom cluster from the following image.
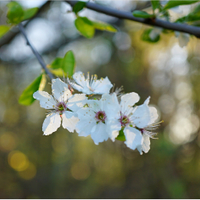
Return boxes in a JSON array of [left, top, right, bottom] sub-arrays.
[[33, 71, 160, 155]]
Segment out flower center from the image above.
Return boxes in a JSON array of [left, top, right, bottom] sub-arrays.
[[95, 111, 106, 123], [119, 115, 130, 127], [56, 102, 67, 114]]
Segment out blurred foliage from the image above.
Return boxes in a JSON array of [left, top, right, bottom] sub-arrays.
[[1, 0, 200, 199]]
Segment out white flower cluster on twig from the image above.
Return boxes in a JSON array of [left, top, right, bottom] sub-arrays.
[[33, 71, 161, 155]]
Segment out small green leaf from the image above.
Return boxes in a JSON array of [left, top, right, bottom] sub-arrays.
[[75, 16, 95, 38], [141, 28, 160, 43], [19, 74, 46, 106], [7, 2, 24, 24], [73, 1, 86, 14], [62, 51, 75, 77], [50, 58, 63, 69], [0, 25, 10, 38], [116, 129, 126, 141], [22, 7, 38, 21], [151, 0, 160, 11], [92, 21, 117, 32], [164, 0, 198, 10], [132, 10, 155, 18]]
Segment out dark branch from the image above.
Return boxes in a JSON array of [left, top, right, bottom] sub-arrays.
[[18, 23, 54, 80], [0, 1, 51, 47], [66, 0, 200, 38]]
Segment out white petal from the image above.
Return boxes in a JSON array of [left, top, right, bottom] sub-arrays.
[[62, 111, 79, 132], [71, 71, 87, 92], [120, 92, 140, 115], [52, 78, 72, 102], [149, 106, 159, 124], [33, 91, 57, 109], [67, 94, 87, 112], [42, 113, 61, 135], [130, 97, 152, 128], [107, 120, 121, 141], [91, 123, 109, 145], [76, 118, 95, 137], [91, 77, 113, 94], [124, 127, 143, 151], [101, 93, 120, 120], [76, 108, 96, 136], [141, 134, 150, 153]]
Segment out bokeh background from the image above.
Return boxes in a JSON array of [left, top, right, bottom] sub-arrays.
[[1, 0, 200, 198]]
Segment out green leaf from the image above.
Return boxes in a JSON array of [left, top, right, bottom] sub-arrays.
[[50, 57, 63, 69], [73, 1, 86, 14], [75, 16, 95, 38], [91, 21, 117, 32], [164, 0, 198, 10], [49, 68, 65, 77], [132, 10, 155, 18], [0, 25, 10, 38], [19, 74, 46, 106], [62, 51, 75, 77], [7, 2, 24, 24], [151, 0, 160, 11], [116, 129, 126, 141], [22, 7, 38, 21], [141, 28, 160, 43]]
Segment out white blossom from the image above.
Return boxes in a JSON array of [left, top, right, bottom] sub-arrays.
[[68, 71, 113, 95], [108, 93, 159, 154], [75, 93, 120, 145], [33, 78, 87, 135]]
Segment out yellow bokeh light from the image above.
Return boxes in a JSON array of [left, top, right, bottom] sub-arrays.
[[0, 132, 16, 152], [18, 162, 37, 180], [8, 151, 29, 171]]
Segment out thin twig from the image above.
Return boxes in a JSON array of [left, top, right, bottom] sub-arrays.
[[66, 0, 200, 38], [18, 23, 54, 80]]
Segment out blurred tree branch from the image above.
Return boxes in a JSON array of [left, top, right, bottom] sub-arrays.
[[0, 0, 51, 47], [18, 23, 53, 80], [66, 0, 200, 38]]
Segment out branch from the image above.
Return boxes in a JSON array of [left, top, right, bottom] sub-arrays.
[[66, 0, 200, 38], [0, 1, 51, 47], [18, 23, 54, 80]]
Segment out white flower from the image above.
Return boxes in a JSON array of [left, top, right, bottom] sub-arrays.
[[75, 93, 120, 145], [126, 97, 159, 154], [108, 93, 159, 154], [68, 71, 113, 95], [33, 78, 87, 135]]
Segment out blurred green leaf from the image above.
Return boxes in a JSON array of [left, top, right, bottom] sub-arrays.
[[73, 1, 86, 14], [0, 25, 10, 38], [49, 68, 65, 77], [49, 51, 75, 77], [75, 16, 95, 38], [19, 74, 46, 106], [151, 0, 160, 11], [50, 58, 63, 69], [92, 21, 117, 32], [164, 0, 198, 10], [62, 51, 75, 77], [116, 129, 126, 141], [141, 28, 160, 43], [7, 2, 24, 24], [132, 10, 155, 18], [22, 7, 38, 21]]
